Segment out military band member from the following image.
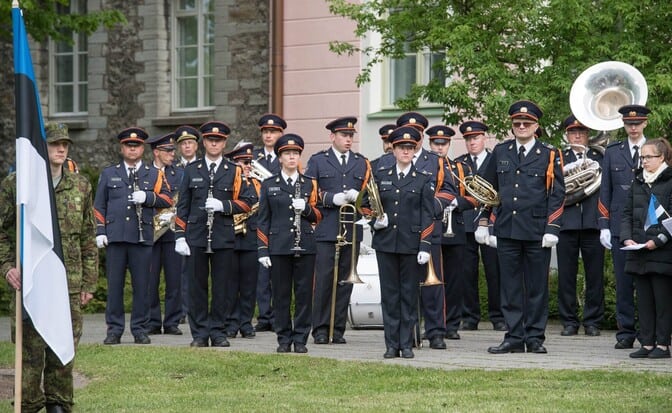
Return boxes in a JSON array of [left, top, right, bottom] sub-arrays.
[[557, 115, 604, 337], [456, 121, 505, 332], [146, 133, 184, 336], [427, 125, 479, 342], [305, 116, 370, 345], [174, 125, 201, 323], [371, 126, 435, 359], [0, 122, 97, 412], [94, 127, 173, 345], [224, 142, 260, 339], [370, 124, 396, 172], [174, 121, 253, 348], [253, 113, 286, 332], [598, 104, 651, 349], [478, 100, 565, 354], [257, 134, 322, 353]]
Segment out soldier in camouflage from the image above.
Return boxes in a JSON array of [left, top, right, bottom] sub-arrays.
[[0, 122, 98, 413]]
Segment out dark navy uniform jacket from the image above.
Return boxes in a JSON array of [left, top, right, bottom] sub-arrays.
[[440, 158, 479, 245], [155, 163, 184, 243], [562, 148, 603, 231], [175, 158, 253, 249], [371, 164, 434, 254], [235, 177, 261, 251], [94, 162, 172, 244], [257, 174, 322, 256], [457, 151, 493, 233], [253, 149, 281, 175], [481, 138, 565, 240], [598, 140, 641, 234], [304, 148, 370, 242]]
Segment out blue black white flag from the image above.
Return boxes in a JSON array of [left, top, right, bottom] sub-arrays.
[[644, 193, 668, 231]]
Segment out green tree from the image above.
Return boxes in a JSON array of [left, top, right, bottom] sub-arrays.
[[0, 0, 125, 43], [327, 0, 672, 142]]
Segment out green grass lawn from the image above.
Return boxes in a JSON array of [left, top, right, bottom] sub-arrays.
[[0, 343, 670, 412]]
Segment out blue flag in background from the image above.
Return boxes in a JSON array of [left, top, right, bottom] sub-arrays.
[[13, 4, 74, 364], [644, 193, 667, 231]]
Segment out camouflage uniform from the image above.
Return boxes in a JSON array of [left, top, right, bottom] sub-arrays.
[[0, 168, 98, 413]]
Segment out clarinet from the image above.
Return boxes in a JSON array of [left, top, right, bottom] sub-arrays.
[[131, 167, 145, 243], [290, 178, 305, 257], [205, 164, 215, 254]]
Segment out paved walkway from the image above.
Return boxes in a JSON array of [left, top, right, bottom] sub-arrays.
[[1, 314, 669, 373]]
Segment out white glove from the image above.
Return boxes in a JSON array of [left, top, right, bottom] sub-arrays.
[[417, 251, 430, 265], [96, 235, 108, 249], [258, 256, 272, 268], [159, 212, 174, 224], [175, 238, 191, 256], [205, 197, 224, 212], [541, 233, 559, 248], [450, 198, 458, 208], [600, 229, 612, 249], [130, 191, 146, 204], [475, 226, 489, 245], [292, 198, 306, 212], [373, 213, 388, 230], [487, 235, 497, 248], [333, 192, 347, 206], [344, 189, 359, 203]]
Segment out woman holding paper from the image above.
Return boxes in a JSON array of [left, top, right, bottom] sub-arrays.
[[621, 138, 672, 359]]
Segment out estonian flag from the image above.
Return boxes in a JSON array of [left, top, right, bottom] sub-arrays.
[[13, 4, 74, 364], [644, 193, 668, 231]]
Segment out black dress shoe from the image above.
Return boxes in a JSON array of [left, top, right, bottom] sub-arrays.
[[254, 323, 273, 332], [225, 330, 238, 338], [179, 316, 186, 324], [294, 343, 308, 353], [487, 341, 525, 354], [332, 336, 347, 344], [134, 334, 151, 345], [383, 348, 399, 359], [46, 404, 66, 413], [211, 336, 230, 347], [277, 343, 291, 353], [460, 322, 478, 331], [147, 327, 162, 335], [240, 330, 256, 338], [314, 335, 329, 345], [560, 325, 579, 336], [526, 342, 548, 354], [103, 333, 121, 345], [648, 347, 671, 359], [190, 339, 208, 347], [629, 347, 653, 358], [445, 330, 461, 340], [615, 338, 635, 349], [164, 326, 183, 335], [429, 336, 446, 350], [492, 321, 507, 331], [401, 348, 415, 359], [584, 326, 600, 336]]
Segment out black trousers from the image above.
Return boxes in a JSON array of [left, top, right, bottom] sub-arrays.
[[462, 233, 502, 326], [634, 273, 672, 347], [497, 238, 551, 347], [148, 240, 183, 330], [225, 249, 259, 334], [187, 247, 232, 341], [377, 251, 422, 351], [441, 244, 464, 332], [311, 241, 356, 339], [421, 242, 446, 339], [557, 229, 604, 328], [270, 254, 315, 346], [255, 266, 274, 326], [610, 236, 638, 342]]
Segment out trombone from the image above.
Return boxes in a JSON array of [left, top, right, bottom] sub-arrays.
[[328, 203, 363, 343]]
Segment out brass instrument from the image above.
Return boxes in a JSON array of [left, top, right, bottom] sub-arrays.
[[250, 159, 273, 181], [329, 204, 364, 343], [290, 178, 305, 256], [205, 164, 215, 254], [442, 204, 455, 238], [449, 170, 500, 207], [420, 255, 443, 287], [562, 145, 602, 205], [130, 167, 145, 243], [233, 202, 259, 235], [355, 177, 384, 219], [153, 192, 179, 242]]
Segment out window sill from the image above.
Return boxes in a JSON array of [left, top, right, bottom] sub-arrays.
[[367, 107, 445, 120], [152, 114, 213, 127]]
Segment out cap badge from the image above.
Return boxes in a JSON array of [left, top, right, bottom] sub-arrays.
[[409, 118, 417, 124], [130, 133, 137, 138], [246, 148, 252, 154], [288, 140, 295, 145], [268, 120, 274, 125], [403, 133, 411, 140], [521, 107, 528, 113], [437, 130, 444, 136], [181, 131, 188, 136], [629, 111, 637, 117], [573, 120, 580, 125], [213, 127, 219, 133], [347, 122, 353, 128]]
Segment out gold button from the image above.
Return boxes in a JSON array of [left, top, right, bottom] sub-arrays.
[[513, 197, 517, 201], [125, 217, 130, 221], [396, 189, 400, 193], [512, 211, 517, 215], [394, 201, 398, 205], [393, 213, 398, 217], [516, 170, 520, 174], [515, 184, 519, 188], [393, 224, 397, 229]]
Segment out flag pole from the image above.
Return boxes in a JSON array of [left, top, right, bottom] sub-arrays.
[[14, 207, 22, 412]]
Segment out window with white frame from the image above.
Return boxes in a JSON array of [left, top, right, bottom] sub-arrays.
[[173, 0, 214, 110], [385, 46, 446, 109], [49, 0, 88, 115]]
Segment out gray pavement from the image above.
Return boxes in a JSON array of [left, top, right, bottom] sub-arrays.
[[1, 314, 670, 373]]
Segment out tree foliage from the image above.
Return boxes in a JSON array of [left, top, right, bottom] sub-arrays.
[[327, 0, 672, 143], [0, 0, 125, 43]]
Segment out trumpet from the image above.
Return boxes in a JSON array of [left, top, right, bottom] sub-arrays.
[[442, 204, 455, 238]]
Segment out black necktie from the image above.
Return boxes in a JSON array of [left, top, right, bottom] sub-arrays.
[[577, 152, 583, 159], [341, 154, 346, 167], [287, 177, 293, 187], [633, 145, 639, 166], [209, 162, 216, 174], [399, 172, 405, 180], [472, 155, 478, 169], [267, 154, 272, 163], [128, 166, 135, 180], [518, 146, 526, 162]]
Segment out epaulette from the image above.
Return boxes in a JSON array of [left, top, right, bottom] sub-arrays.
[[606, 140, 623, 148], [352, 151, 367, 160], [495, 138, 515, 147], [541, 142, 556, 150], [419, 169, 430, 176]]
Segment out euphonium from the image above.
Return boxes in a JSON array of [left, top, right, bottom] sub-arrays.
[[249, 159, 273, 181], [233, 202, 259, 235]]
